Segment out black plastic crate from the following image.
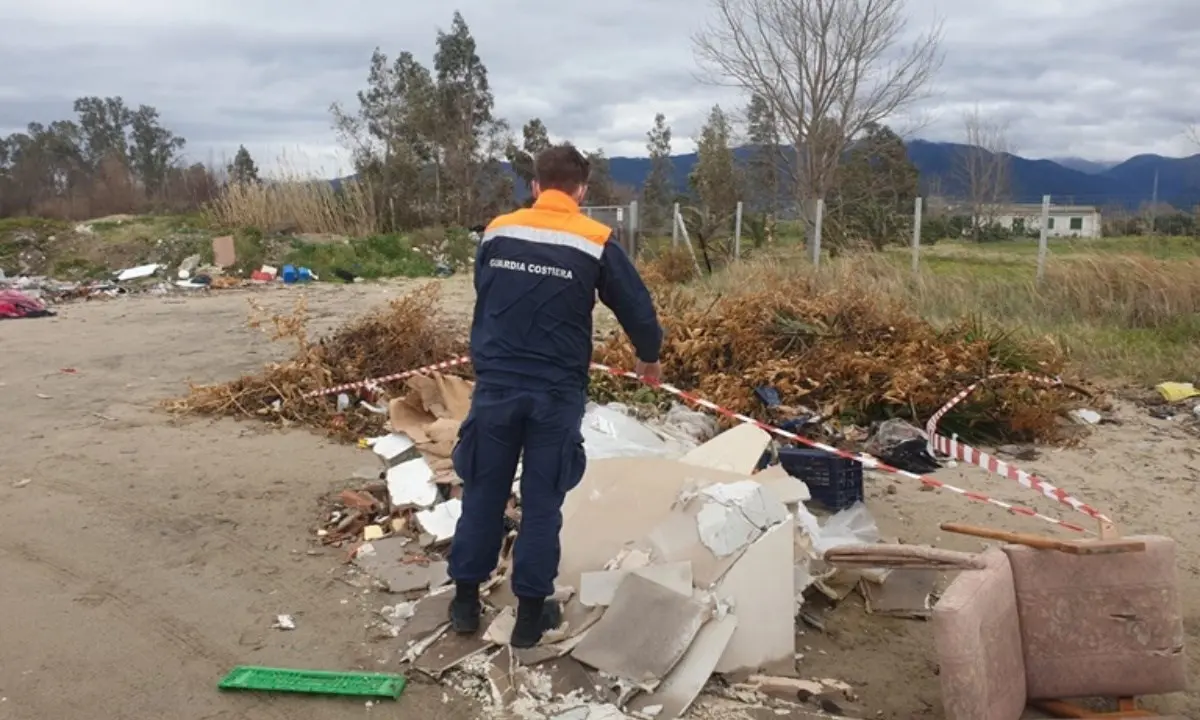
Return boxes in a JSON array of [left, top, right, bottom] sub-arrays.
[[777, 447, 864, 511]]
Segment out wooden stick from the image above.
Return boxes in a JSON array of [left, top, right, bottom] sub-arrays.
[[940, 523, 1144, 555]]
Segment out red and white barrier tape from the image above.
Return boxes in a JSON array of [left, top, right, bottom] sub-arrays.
[[303, 357, 1094, 533], [923, 373, 1112, 525], [923, 372, 1062, 450], [299, 355, 471, 399], [588, 362, 1090, 534]]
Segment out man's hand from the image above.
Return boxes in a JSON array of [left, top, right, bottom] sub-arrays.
[[634, 360, 662, 383]]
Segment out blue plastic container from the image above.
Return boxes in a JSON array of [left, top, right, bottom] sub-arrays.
[[778, 447, 864, 511]]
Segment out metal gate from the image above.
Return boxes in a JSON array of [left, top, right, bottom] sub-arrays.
[[581, 201, 639, 256]]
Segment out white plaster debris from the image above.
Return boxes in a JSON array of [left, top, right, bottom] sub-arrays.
[[271, 614, 296, 630], [369, 433, 416, 462], [386, 456, 438, 508], [695, 481, 788, 558], [416, 497, 462, 542]]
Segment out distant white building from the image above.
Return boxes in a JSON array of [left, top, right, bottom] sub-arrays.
[[981, 203, 1103, 238]]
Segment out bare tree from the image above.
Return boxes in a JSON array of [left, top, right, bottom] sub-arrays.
[[958, 107, 1012, 239], [1187, 123, 1199, 149], [693, 0, 942, 229]]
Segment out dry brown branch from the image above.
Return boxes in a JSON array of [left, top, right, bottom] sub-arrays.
[[164, 283, 468, 441]]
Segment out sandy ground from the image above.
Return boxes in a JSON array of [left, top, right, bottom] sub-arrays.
[[0, 277, 1196, 719]]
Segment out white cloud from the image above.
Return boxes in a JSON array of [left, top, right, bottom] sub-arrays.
[[1, 0, 1197, 177]]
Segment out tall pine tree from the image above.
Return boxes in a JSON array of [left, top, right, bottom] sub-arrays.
[[746, 93, 781, 213], [689, 105, 739, 217], [642, 113, 673, 232], [227, 145, 259, 184], [434, 11, 495, 223]]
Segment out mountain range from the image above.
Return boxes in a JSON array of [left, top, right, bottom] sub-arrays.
[[600, 140, 1200, 210]]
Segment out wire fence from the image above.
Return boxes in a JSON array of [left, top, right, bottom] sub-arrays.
[[648, 194, 1200, 282]]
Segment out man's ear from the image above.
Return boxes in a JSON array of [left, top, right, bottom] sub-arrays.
[[575, 184, 589, 204], [531, 180, 542, 198]]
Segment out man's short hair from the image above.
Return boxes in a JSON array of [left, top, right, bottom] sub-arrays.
[[534, 143, 591, 193]]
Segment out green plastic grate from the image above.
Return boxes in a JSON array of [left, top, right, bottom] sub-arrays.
[[217, 665, 407, 699]]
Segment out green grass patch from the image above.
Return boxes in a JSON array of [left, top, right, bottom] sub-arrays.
[[282, 233, 437, 280]]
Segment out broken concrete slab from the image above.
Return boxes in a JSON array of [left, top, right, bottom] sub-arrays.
[[713, 520, 796, 675], [579, 561, 694, 607], [680, 423, 772, 474], [628, 613, 737, 719], [413, 607, 497, 675], [396, 589, 454, 645], [514, 628, 591, 666], [571, 573, 710, 691], [559, 458, 758, 593], [353, 537, 447, 593]]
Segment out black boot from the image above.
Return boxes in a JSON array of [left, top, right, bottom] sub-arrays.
[[511, 597, 562, 648], [449, 582, 481, 634]]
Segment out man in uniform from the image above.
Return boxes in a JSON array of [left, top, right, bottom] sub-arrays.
[[448, 143, 663, 648]]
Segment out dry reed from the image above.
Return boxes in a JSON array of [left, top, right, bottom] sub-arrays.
[[206, 166, 377, 237]]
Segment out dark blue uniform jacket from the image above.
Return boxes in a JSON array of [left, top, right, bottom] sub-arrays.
[[470, 190, 662, 390]]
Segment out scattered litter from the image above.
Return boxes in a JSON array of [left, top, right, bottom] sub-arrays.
[[217, 665, 406, 699], [1069, 409, 1102, 425], [863, 419, 940, 474], [1155, 381, 1199, 402], [860, 568, 937, 619], [13, 478, 31, 489], [272, 614, 296, 630], [115, 263, 160, 281]]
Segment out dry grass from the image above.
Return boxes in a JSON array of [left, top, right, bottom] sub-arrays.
[[686, 251, 1200, 384], [206, 172, 377, 236], [597, 260, 1084, 444], [166, 283, 467, 441]]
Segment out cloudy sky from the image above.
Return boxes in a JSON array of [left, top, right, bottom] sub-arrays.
[[1, 0, 1197, 176]]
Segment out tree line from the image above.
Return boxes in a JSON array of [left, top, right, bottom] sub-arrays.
[[0, 94, 269, 220], [3, 1, 945, 257]]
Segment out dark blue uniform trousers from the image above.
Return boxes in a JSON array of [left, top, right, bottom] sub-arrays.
[[448, 385, 587, 600]]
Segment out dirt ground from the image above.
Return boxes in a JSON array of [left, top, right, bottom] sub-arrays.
[[0, 277, 1196, 719]]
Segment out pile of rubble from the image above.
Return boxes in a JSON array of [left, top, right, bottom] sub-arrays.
[[321, 370, 972, 719]]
